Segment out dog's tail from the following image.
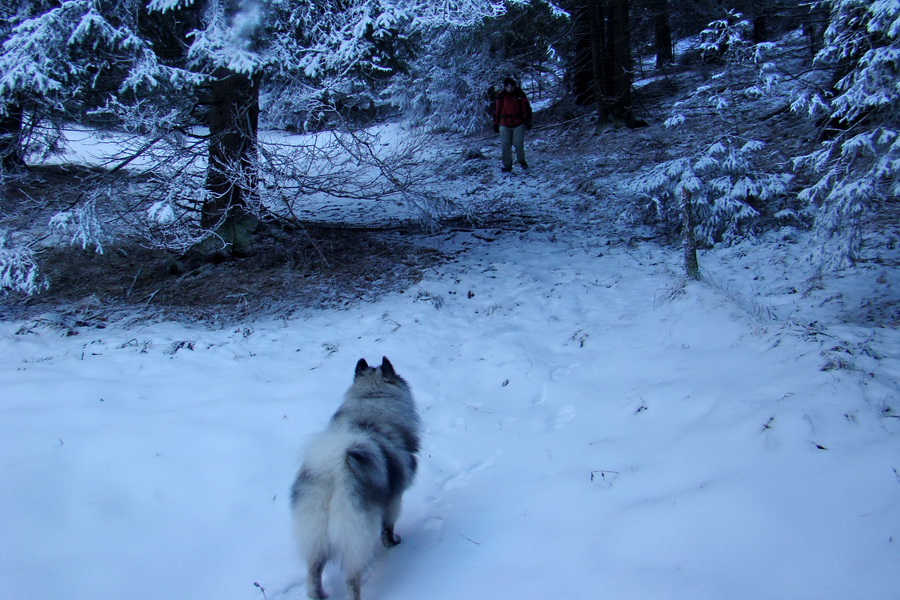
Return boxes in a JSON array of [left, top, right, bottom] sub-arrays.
[[291, 429, 389, 574]]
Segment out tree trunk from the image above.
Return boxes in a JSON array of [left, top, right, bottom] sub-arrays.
[[586, 0, 609, 121], [649, 0, 673, 68], [750, 0, 770, 43], [607, 0, 633, 122], [571, 2, 597, 106], [569, 0, 639, 127], [682, 188, 701, 280], [200, 67, 260, 258], [0, 103, 25, 171]]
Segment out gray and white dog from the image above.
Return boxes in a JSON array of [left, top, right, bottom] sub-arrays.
[[291, 357, 421, 600]]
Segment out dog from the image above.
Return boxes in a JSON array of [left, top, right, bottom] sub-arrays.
[[291, 357, 421, 600]]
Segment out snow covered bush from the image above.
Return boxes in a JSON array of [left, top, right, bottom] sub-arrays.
[[631, 139, 792, 246], [0, 231, 47, 295], [627, 12, 794, 254], [791, 0, 900, 271]]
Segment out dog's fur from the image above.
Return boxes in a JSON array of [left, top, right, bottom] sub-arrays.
[[291, 357, 421, 600]]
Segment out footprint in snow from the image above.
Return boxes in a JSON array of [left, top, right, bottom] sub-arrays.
[[550, 365, 579, 381], [412, 516, 445, 551], [553, 404, 577, 430], [441, 460, 495, 490]]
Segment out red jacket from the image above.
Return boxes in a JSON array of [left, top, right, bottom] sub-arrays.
[[494, 90, 532, 129]]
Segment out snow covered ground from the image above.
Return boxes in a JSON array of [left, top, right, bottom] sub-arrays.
[[2, 221, 899, 599], [3, 116, 900, 599]]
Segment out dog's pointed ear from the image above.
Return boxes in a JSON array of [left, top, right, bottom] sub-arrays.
[[355, 358, 370, 378], [380, 356, 396, 379]]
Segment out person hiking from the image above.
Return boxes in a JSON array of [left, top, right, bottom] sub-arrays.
[[493, 77, 533, 173]]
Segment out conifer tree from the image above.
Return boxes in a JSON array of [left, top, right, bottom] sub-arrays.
[[792, 0, 900, 270]]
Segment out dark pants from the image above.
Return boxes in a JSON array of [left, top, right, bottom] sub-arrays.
[[499, 125, 526, 169]]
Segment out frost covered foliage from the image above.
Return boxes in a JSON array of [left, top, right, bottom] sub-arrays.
[[119, 140, 214, 252], [264, 0, 513, 131], [0, 1, 105, 163], [0, 0, 200, 167], [0, 232, 46, 295], [1, 0, 144, 89], [631, 140, 792, 245], [791, 0, 900, 271], [692, 12, 783, 123], [262, 78, 386, 132], [0, 0, 511, 142], [256, 126, 448, 228], [387, 27, 502, 134], [388, 1, 568, 134], [78, 125, 450, 247], [628, 13, 793, 246], [49, 196, 109, 253]]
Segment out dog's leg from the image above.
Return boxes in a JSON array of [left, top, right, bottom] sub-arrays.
[[381, 523, 401, 547], [306, 557, 327, 599], [381, 497, 403, 547], [346, 572, 362, 600]]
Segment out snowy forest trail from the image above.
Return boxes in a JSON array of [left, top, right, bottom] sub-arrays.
[[2, 225, 899, 600]]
